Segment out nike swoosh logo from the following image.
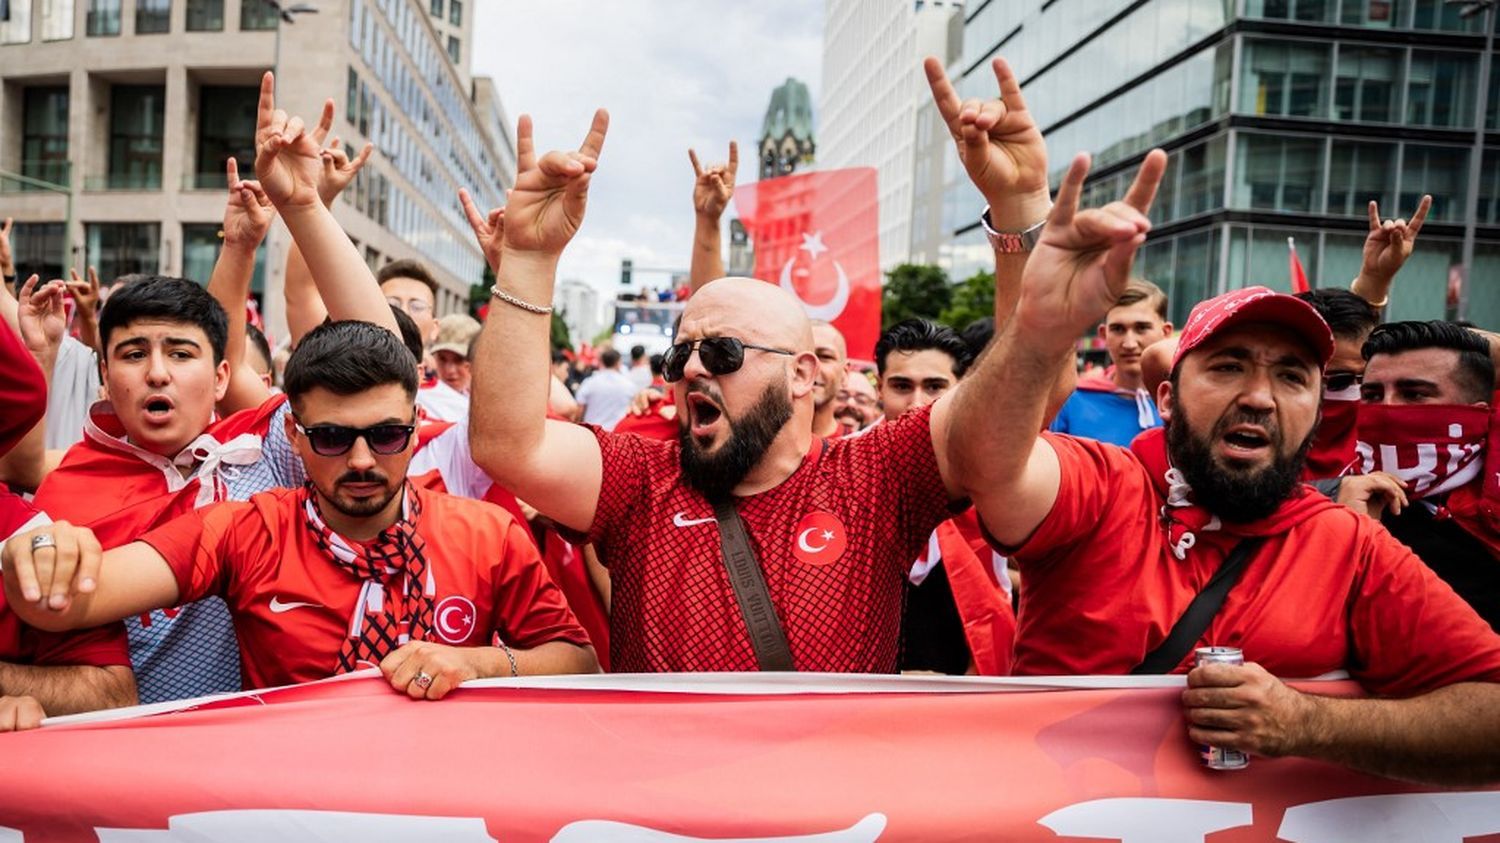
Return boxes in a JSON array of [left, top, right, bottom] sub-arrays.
[[269, 596, 323, 613], [672, 512, 716, 528]]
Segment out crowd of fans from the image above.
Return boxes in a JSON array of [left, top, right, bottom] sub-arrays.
[[0, 58, 1494, 788]]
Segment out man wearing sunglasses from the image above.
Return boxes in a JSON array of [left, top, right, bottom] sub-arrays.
[[2, 321, 598, 698]]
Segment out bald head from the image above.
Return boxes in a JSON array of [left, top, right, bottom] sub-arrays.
[[683, 277, 813, 351]]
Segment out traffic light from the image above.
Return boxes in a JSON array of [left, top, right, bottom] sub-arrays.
[[620, 258, 633, 286]]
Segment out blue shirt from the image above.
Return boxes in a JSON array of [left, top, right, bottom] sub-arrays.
[[1050, 388, 1162, 448]]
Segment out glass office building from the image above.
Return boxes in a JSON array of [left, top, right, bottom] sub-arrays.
[[944, 0, 1499, 326]]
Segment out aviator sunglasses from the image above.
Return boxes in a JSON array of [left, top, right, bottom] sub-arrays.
[[661, 336, 795, 383], [293, 417, 417, 457]]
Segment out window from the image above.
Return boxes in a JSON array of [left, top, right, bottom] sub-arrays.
[[1339, 0, 1404, 26], [1239, 40, 1329, 118], [107, 85, 165, 190], [1481, 149, 1500, 226], [1407, 51, 1479, 128], [185, 0, 222, 30], [1412, 0, 1484, 31], [11, 224, 65, 284], [86, 223, 160, 281], [182, 224, 266, 290], [429, 0, 441, 16], [448, 0, 459, 25], [1400, 145, 1469, 222], [86, 0, 119, 34], [240, 0, 276, 30], [135, 0, 170, 33], [40, 0, 75, 40], [1234, 133, 1324, 212], [197, 86, 257, 188], [1327, 140, 1396, 216], [1176, 135, 1228, 218], [346, 67, 359, 123], [1, 0, 32, 43], [1242, 0, 1334, 21], [446, 34, 459, 63], [1334, 46, 1400, 123], [21, 87, 69, 189]]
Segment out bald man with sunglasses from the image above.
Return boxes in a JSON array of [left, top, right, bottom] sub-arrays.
[[3, 321, 598, 699], [460, 57, 1054, 674]]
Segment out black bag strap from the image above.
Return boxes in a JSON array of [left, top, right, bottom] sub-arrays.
[[713, 499, 794, 671], [1130, 538, 1265, 675]]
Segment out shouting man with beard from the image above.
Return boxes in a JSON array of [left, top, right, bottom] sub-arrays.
[[951, 144, 1500, 784]]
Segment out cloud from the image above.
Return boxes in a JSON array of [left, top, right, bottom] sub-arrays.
[[471, 0, 822, 299]]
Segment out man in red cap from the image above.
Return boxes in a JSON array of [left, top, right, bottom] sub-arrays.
[[946, 146, 1500, 785]]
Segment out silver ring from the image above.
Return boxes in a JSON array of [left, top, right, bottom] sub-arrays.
[[29, 534, 55, 551], [413, 672, 433, 689]]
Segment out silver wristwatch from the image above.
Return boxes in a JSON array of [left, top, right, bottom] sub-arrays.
[[981, 207, 1046, 254]]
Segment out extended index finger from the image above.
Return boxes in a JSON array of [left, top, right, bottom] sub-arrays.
[[311, 98, 335, 145], [457, 188, 487, 232], [688, 148, 703, 177], [578, 108, 609, 161], [1367, 199, 1381, 231], [727, 140, 739, 179], [516, 114, 535, 172], [923, 55, 963, 124], [1048, 154, 1091, 229]]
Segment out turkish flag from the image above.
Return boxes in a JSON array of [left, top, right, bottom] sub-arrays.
[[735, 168, 881, 360], [1288, 237, 1310, 294]]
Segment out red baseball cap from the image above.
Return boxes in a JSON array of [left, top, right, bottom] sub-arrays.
[[1171, 286, 1335, 371]]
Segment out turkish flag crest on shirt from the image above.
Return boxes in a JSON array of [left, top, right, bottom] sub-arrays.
[[734, 168, 881, 360]]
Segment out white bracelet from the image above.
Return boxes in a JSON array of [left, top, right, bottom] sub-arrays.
[[498, 639, 519, 677], [490, 285, 553, 314]]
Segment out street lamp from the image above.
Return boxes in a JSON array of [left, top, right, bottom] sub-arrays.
[[262, 0, 319, 81], [1446, 0, 1494, 320]]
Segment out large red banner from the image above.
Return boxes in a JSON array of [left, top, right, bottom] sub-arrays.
[[735, 169, 882, 361], [2, 673, 1497, 841]]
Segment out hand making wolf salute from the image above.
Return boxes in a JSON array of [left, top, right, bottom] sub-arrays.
[[461, 60, 1051, 674], [944, 112, 1500, 781]]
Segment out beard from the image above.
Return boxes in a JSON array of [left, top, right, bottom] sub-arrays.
[[319, 469, 403, 518], [1166, 402, 1315, 524], [678, 379, 793, 502]]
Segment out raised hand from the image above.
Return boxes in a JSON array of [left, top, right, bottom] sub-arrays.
[[223, 157, 275, 250], [458, 187, 506, 273], [502, 110, 609, 256], [253, 72, 325, 211], [17, 275, 67, 359], [319, 135, 375, 208], [64, 267, 101, 321], [925, 55, 1050, 229], [1017, 150, 1166, 338], [1362, 195, 1430, 284], [689, 141, 738, 220]]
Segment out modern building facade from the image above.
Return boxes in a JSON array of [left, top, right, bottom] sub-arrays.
[[944, 0, 1500, 326], [0, 0, 513, 342], [821, 0, 964, 270]]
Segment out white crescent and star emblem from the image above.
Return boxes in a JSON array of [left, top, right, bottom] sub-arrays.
[[791, 511, 848, 567], [434, 596, 477, 644], [796, 527, 837, 553], [780, 230, 851, 321]]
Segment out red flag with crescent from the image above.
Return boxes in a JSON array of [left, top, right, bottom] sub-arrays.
[[734, 168, 881, 360]]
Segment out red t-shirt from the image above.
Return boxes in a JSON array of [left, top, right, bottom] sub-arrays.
[[0, 318, 47, 457], [139, 485, 590, 690], [571, 404, 955, 672], [0, 491, 130, 670], [1007, 434, 1500, 695]]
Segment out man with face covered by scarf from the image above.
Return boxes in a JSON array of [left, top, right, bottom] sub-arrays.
[[1353, 320, 1500, 631]]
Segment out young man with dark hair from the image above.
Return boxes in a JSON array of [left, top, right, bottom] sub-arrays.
[[1050, 279, 1171, 447], [1343, 320, 1500, 630], [28, 75, 402, 704], [377, 259, 440, 347], [3, 320, 597, 698], [575, 348, 638, 431], [874, 318, 972, 420], [1295, 288, 1381, 478], [244, 323, 275, 390]]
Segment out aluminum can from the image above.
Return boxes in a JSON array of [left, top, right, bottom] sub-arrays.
[[1195, 646, 1249, 770]]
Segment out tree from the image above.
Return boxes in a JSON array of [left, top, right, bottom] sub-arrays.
[[882, 263, 951, 330], [940, 269, 996, 332], [550, 312, 572, 351]]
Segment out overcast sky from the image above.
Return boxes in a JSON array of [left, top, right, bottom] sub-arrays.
[[471, 0, 823, 296]]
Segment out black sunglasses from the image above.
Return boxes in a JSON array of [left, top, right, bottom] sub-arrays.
[[294, 419, 416, 457], [1325, 372, 1363, 393], [661, 337, 795, 383]]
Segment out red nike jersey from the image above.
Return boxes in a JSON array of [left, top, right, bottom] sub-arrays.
[[139, 485, 591, 690], [570, 404, 955, 672]]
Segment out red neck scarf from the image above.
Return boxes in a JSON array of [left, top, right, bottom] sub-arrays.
[[1302, 386, 1361, 480], [1357, 403, 1500, 558], [1130, 427, 1337, 560], [302, 484, 435, 673]]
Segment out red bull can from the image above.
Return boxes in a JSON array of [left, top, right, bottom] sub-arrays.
[[1195, 646, 1249, 770]]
